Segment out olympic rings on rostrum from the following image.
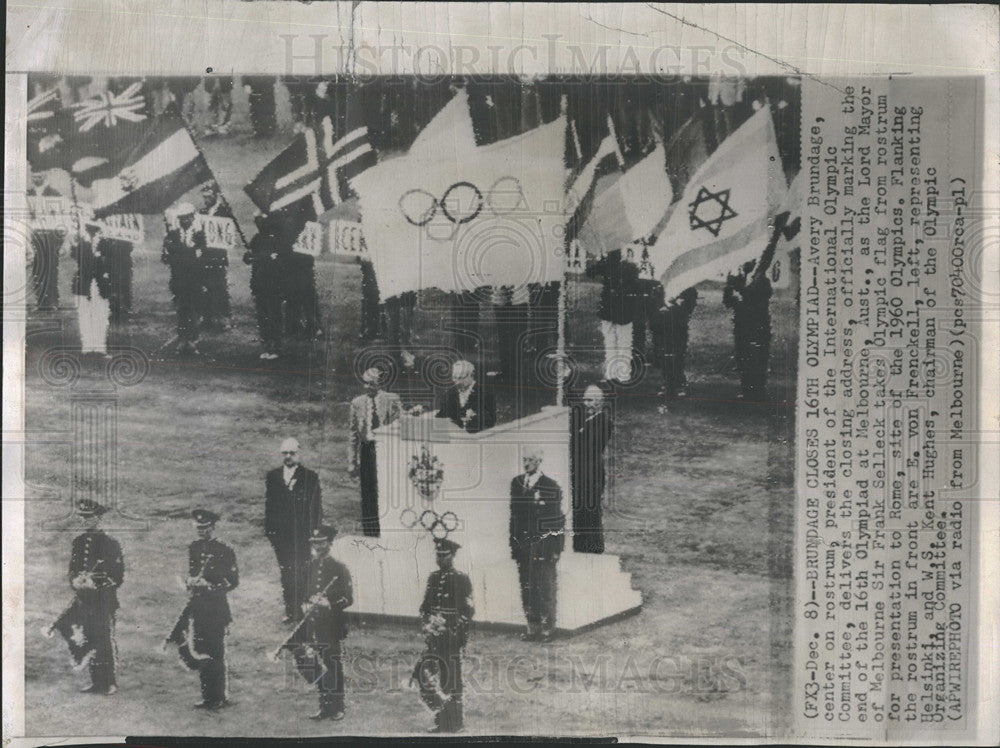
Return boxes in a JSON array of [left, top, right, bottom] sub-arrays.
[[400, 507, 460, 539], [398, 177, 525, 227]]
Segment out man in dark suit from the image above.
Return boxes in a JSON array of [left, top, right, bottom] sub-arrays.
[[100, 234, 135, 324], [168, 509, 239, 710], [279, 525, 353, 721], [651, 285, 698, 399], [27, 168, 66, 311], [509, 449, 565, 642], [570, 385, 613, 554], [243, 212, 290, 360], [47, 499, 124, 694], [724, 261, 773, 401], [265, 437, 323, 623], [161, 202, 206, 355], [436, 360, 496, 433]]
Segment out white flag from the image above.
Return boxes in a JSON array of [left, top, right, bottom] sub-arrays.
[[353, 96, 567, 299], [577, 144, 672, 255]]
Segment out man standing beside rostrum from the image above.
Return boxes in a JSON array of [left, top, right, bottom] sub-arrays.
[[509, 448, 565, 642], [265, 437, 323, 623], [349, 367, 401, 537]]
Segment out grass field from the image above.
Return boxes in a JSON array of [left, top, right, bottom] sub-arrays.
[[21, 132, 798, 738]]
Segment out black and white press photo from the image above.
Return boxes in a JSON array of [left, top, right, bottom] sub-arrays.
[[4, 2, 997, 745]]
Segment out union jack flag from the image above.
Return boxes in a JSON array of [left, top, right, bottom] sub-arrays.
[[65, 82, 150, 186], [245, 109, 377, 222], [70, 82, 147, 132]]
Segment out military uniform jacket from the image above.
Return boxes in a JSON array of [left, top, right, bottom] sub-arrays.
[[304, 556, 353, 643], [509, 473, 566, 560], [420, 568, 474, 649], [264, 465, 322, 545], [70, 530, 124, 613], [162, 227, 207, 297], [187, 538, 239, 626]]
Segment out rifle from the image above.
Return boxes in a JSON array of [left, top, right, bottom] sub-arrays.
[[269, 574, 341, 661]]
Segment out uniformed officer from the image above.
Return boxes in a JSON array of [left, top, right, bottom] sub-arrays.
[[52, 499, 125, 694], [197, 182, 233, 331], [282, 525, 353, 721], [180, 509, 239, 710], [161, 203, 207, 355], [417, 538, 474, 733], [723, 261, 773, 401]]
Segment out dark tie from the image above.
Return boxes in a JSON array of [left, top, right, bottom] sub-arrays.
[[370, 394, 380, 430]]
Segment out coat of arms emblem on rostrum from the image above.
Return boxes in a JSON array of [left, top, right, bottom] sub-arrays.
[[408, 444, 444, 502]]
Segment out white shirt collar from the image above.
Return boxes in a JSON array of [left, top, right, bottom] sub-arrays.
[[524, 470, 544, 488]]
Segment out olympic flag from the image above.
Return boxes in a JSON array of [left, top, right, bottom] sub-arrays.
[[352, 93, 568, 299]]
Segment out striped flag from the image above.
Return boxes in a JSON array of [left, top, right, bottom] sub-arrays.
[[564, 116, 626, 243], [245, 109, 377, 221], [90, 117, 212, 218], [648, 105, 786, 300], [577, 143, 673, 256]]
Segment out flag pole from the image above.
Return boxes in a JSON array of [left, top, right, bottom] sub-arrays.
[[180, 116, 251, 251], [557, 95, 572, 408]]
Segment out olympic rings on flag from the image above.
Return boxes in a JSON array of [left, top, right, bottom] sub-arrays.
[[400, 508, 460, 539], [398, 178, 526, 227]]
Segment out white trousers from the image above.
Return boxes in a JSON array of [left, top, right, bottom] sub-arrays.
[[78, 282, 110, 354], [599, 319, 633, 382]]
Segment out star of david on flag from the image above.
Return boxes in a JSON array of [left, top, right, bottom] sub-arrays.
[[688, 186, 738, 237], [648, 105, 786, 300]]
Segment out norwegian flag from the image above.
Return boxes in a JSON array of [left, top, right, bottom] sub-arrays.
[[244, 109, 377, 223], [65, 82, 151, 187]]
